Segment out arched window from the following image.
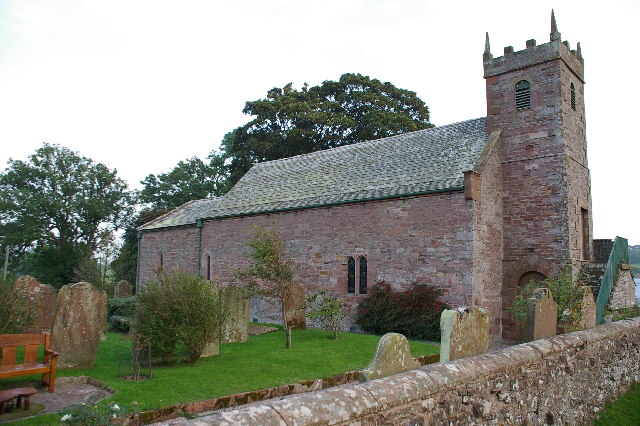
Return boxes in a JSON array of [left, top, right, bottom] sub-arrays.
[[159, 253, 163, 269], [347, 257, 355, 294], [358, 257, 368, 294], [515, 80, 531, 110], [206, 255, 211, 280], [570, 82, 576, 110]]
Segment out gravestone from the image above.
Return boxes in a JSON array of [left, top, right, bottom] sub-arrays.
[[113, 280, 133, 297], [201, 339, 220, 358], [359, 333, 420, 382], [440, 307, 490, 363], [220, 286, 249, 343], [579, 286, 597, 329], [524, 288, 557, 342], [51, 282, 108, 368], [14, 275, 57, 334], [283, 283, 306, 330]]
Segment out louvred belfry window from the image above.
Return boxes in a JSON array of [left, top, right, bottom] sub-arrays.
[[571, 83, 576, 110], [515, 80, 531, 110]]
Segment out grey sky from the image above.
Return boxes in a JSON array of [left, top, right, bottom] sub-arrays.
[[0, 0, 638, 243]]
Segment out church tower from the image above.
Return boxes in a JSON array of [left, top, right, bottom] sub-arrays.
[[483, 12, 593, 339]]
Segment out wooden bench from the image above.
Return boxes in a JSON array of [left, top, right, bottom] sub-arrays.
[[0, 333, 58, 392]]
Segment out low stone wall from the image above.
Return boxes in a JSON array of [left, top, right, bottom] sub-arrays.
[[188, 317, 640, 425]]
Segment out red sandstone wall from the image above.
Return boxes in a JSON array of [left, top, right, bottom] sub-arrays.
[[138, 226, 198, 285], [471, 131, 504, 335], [485, 46, 590, 338], [198, 193, 474, 328]]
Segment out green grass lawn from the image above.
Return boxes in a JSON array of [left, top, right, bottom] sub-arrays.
[[594, 382, 640, 425], [3, 328, 437, 424]]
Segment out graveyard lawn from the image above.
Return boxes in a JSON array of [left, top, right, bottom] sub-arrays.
[[2, 328, 437, 424]]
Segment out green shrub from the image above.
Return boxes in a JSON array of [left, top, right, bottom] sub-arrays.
[[509, 267, 586, 333], [355, 282, 448, 341], [0, 278, 36, 334], [304, 290, 348, 339], [107, 296, 136, 332], [134, 271, 227, 363], [607, 306, 640, 322]]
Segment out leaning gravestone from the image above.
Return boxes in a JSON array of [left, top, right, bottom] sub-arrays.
[[51, 282, 108, 368], [524, 288, 558, 342], [579, 286, 597, 329], [359, 333, 420, 382], [15, 275, 57, 334], [220, 286, 249, 343], [560, 286, 596, 332], [283, 283, 306, 330], [440, 307, 490, 363], [113, 280, 133, 297]]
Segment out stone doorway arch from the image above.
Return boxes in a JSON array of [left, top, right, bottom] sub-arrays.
[[501, 255, 552, 340]]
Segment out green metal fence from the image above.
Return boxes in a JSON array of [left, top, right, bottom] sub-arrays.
[[595, 236, 629, 324]]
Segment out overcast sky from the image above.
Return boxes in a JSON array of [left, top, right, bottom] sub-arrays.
[[0, 0, 638, 243]]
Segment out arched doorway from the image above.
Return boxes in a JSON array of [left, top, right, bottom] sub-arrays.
[[502, 271, 547, 340]]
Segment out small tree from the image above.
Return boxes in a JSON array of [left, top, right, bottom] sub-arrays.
[[134, 271, 227, 363], [0, 278, 36, 334], [238, 227, 296, 348], [509, 267, 586, 334], [304, 290, 348, 339]]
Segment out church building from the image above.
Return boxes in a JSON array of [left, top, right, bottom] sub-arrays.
[[137, 15, 593, 339]]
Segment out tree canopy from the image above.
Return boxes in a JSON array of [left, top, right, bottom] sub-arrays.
[[218, 73, 433, 189], [139, 156, 228, 210], [0, 143, 134, 286]]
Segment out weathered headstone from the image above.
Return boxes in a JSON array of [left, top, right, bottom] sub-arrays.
[[283, 283, 306, 330], [220, 286, 250, 343], [359, 333, 420, 382], [440, 307, 490, 363], [15, 275, 57, 334], [525, 288, 557, 342], [579, 286, 597, 329], [51, 282, 108, 368], [200, 338, 220, 358], [113, 280, 133, 297]]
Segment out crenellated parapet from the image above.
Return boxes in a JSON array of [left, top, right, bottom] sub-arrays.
[[483, 10, 584, 82]]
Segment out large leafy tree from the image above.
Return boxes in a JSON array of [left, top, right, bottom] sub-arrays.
[[139, 155, 228, 210], [0, 143, 134, 286], [220, 73, 433, 188]]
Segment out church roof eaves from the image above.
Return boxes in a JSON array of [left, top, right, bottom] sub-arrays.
[[138, 198, 221, 231]]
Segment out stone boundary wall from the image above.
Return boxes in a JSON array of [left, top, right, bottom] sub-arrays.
[[188, 318, 640, 425], [137, 355, 439, 424]]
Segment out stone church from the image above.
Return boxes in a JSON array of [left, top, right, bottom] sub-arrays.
[[137, 15, 593, 339]]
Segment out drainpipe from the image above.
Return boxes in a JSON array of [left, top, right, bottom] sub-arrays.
[[136, 231, 142, 294], [197, 219, 204, 277]]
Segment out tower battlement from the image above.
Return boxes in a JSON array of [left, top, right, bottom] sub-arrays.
[[483, 11, 584, 82]]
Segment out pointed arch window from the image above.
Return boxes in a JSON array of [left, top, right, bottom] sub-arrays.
[[570, 82, 576, 110], [359, 257, 368, 294], [515, 80, 531, 110], [347, 257, 356, 294], [206, 255, 211, 280], [159, 253, 163, 269]]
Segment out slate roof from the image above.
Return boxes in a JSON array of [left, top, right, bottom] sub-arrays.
[[140, 117, 488, 231]]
